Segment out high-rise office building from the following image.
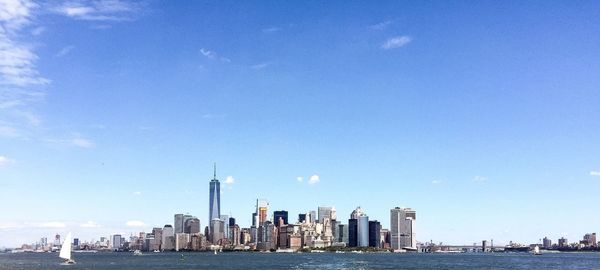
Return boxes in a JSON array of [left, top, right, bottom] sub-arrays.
[[348, 207, 369, 247], [318, 206, 333, 224], [273, 210, 288, 226], [348, 219, 358, 247], [185, 217, 201, 234], [558, 237, 568, 247], [210, 218, 225, 244], [220, 215, 229, 239], [298, 214, 306, 223], [358, 215, 369, 247], [255, 199, 269, 224], [174, 214, 184, 234], [543, 237, 552, 249], [390, 207, 417, 250], [338, 224, 349, 244], [162, 224, 174, 251], [368, 220, 381, 247], [209, 163, 221, 228], [152, 228, 163, 250]]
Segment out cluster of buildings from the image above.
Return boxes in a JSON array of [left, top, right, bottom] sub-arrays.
[[110, 166, 418, 252], [542, 233, 598, 250]]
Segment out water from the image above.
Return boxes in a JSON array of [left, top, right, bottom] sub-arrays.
[[1, 252, 599, 269]]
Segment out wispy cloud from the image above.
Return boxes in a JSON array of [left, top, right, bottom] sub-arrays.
[[0, 125, 19, 137], [262, 26, 280, 33], [133, 191, 142, 196], [308, 174, 320, 185], [0, 155, 16, 167], [126, 220, 145, 227], [200, 48, 231, 63], [71, 137, 94, 148], [472, 175, 488, 183], [55, 45, 74, 57], [251, 62, 271, 70], [590, 171, 600, 177], [80, 221, 101, 228], [381, 36, 412, 50], [43, 135, 95, 148], [369, 20, 392, 30], [431, 180, 442, 185], [296, 176, 303, 182], [52, 0, 142, 22]]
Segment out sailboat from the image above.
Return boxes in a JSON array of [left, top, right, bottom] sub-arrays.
[[59, 232, 76, 264], [532, 245, 542, 255]]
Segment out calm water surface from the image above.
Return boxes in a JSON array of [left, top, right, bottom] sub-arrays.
[[1, 252, 599, 269]]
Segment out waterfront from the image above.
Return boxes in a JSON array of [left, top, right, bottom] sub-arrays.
[[1, 252, 600, 270]]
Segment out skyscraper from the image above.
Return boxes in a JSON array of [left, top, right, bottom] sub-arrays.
[[255, 199, 269, 224], [318, 206, 333, 224], [209, 163, 221, 230], [390, 207, 417, 250], [368, 220, 381, 247], [273, 210, 288, 226], [358, 215, 369, 247]]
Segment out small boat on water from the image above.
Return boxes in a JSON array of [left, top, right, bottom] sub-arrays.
[[133, 250, 143, 256], [59, 232, 76, 265], [533, 245, 542, 255]]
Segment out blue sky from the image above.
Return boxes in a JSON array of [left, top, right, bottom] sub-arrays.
[[1, 0, 600, 247]]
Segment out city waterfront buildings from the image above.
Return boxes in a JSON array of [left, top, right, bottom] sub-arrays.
[[390, 207, 417, 250]]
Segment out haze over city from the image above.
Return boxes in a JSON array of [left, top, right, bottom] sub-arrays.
[[1, 0, 600, 249]]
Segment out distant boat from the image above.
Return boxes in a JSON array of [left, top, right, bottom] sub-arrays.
[[533, 245, 542, 255], [133, 250, 143, 256], [214, 249, 217, 255], [59, 232, 75, 265]]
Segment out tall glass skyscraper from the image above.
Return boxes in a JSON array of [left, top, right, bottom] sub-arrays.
[[209, 164, 220, 228]]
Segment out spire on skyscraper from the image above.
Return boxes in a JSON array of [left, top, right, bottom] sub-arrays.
[[213, 162, 217, 180]]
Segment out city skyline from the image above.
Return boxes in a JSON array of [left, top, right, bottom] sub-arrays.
[[2, 1, 600, 248]]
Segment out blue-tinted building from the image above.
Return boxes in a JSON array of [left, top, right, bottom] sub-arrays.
[[358, 215, 369, 247], [348, 218, 358, 247], [273, 210, 288, 226], [209, 164, 221, 231], [369, 220, 381, 247]]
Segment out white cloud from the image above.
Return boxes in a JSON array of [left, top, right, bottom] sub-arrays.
[[133, 191, 142, 196], [262, 26, 280, 33], [71, 137, 94, 148], [0, 155, 15, 167], [200, 48, 217, 59], [80, 221, 100, 228], [55, 45, 74, 57], [200, 48, 231, 62], [308, 174, 320, 185], [369, 20, 392, 30], [52, 0, 142, 21], [296, 176, 303, 182], [225, 176, 235, 185], [0, 1, 49, 87], [431, 180, 442, 185], [590, 171, 600, 176], [381, 36, 412, 50], [35, 221, 66, 228], [472, 175, 488, 183], [126, 220, 145, 227]]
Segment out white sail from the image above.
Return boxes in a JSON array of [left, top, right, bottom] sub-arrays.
[[59, 232, 72, 260], [533, 245, 540, 254]]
